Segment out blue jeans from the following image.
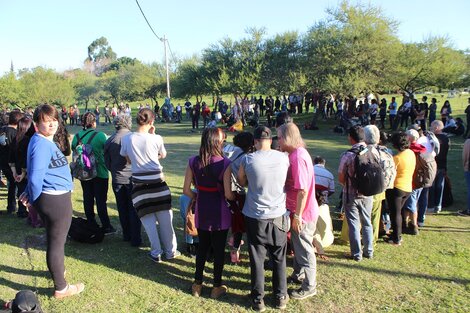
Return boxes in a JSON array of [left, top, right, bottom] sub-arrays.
[[466, 172, 470, 213], [179, 194, 198, 244], [344, 197, 373, 259], [428, 169, 445, 211], [417, 187, 429, 224], [404, 188, 423, 213], [112, 183, 142, 246]]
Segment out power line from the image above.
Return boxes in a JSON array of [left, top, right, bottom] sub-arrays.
[[135, 0, 162, 42], [167, 40, 177, 65]]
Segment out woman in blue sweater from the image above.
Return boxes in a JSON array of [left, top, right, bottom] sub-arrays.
[[20, 104, 84, 299]]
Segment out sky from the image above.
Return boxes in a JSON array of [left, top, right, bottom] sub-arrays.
[[1, 0, 469, 75]]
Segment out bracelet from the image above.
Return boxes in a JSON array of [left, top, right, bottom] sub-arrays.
[[293, 214, 301, 220]]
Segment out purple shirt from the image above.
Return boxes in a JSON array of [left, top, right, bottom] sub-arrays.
[[189, 155, 231, 231]]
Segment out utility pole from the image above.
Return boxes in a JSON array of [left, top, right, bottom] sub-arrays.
[[162, 35, 171, 99]]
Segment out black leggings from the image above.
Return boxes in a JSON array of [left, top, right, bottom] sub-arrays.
[[386, 188, 410, 243], [194, 229, 228, 287], [35, 192, 72, 290]]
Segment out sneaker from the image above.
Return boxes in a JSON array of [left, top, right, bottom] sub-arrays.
[[417, 222, 425, 227], [54, 283, 85, 299], [147, 253, 162, 263], [191, 283, 202, 297], [251, 299, 266, 312], [457, 210, 470, 216], [287, 275, 304, 285], [384, 237, 402, 246], [165, 250, 181, 260], [290, 288, 317, 300], [210, 285, 227, 299], [102, 225, 117, 235], [275, 295, 289, 310]]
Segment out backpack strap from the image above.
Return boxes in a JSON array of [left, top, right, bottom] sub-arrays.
[[86, 131, 98, 145], [75, 129, 95, 145]]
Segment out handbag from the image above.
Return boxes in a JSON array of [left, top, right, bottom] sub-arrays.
[[185, 197, 198, 236]]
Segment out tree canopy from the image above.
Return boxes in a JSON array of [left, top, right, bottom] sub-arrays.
[[0, 1, 468, 109]]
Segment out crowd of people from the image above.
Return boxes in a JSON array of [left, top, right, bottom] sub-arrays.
[[0, 94, 469, 311]]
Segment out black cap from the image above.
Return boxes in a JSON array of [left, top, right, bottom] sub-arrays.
[[12, 290, 43, 313], [253, 126, 272, 140]]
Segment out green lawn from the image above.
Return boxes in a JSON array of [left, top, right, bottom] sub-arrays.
[[0, 95, 469, 312]]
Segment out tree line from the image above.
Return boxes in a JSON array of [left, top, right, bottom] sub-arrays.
[[0, 1, 468, 110]]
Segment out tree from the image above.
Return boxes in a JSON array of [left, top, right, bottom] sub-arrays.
[[65, 69, 99, 110], [0, 72, 25, 108], [18, 67, 76, 107], [172, 56, 207, 100], [99, 62, 164, 105], [84, 37, 117, 75], [392, 37, 467, 95], [303, 1, 400, 96], [261, 31, 303, 95]]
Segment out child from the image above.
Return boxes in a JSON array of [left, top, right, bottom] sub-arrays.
[[224, 132, 254, 263]]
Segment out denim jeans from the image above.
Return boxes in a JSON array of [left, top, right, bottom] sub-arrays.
[[465, 171, 470, 213], [417, 187, 429, 224], [428, 169, 445, 211], [112, 183, 142, 246], [344, 196, 373, 259], [179, 194, 198, 244], [404, 188, 423, 213]]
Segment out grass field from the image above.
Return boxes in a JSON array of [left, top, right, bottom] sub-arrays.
[[0, 94, 469, 312]]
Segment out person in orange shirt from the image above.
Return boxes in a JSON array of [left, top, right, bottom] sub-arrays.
[[385, 132, 416, 245]]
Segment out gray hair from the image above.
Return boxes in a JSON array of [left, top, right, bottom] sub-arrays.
[[113, 113, 132, 130], [364, 125, 380, 145]]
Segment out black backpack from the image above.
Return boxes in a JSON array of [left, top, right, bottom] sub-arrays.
[[349, 145, 385, 196], [68, 217, 104, 244]]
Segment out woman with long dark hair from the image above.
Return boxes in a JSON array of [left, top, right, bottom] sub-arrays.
[[440, 100, 452, 125], [71, 112, 115, 234], [183, 128, 234, 299], [19, 104, 84, 298], [9, 117, 39, 224], [120, 108, 179, 262]]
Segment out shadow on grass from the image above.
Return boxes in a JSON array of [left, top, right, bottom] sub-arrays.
[[325, 259, 470, 286], [60, 235, 253, 307], [420, 226, 470, 233]]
